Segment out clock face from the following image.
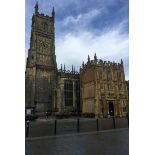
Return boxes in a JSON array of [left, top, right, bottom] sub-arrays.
[[43, 42, 48, 48], [38, 38, 50, 54]]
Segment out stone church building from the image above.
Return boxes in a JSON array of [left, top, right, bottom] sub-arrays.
[[25, 2, 80, 116], [80, 55, 129, 117], [25, 2, 128, 117]]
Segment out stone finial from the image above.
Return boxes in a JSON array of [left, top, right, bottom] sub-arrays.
[[94, 53, 97, 61], [88, 55, 90, 63], [121, 59, 123, 64], [72, 65, 74, 73], [52, 7, 55, 20], [74, 67, 75, 73], [64, 64, 66, 72], [35, 1, 39, 14], [82, 61, 84, 68], [61, 64, 62, 71]]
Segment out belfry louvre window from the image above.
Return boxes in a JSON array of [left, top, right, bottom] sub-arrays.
[[64, 80, 73, 106]]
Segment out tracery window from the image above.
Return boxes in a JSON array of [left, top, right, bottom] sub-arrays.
[[107, 71, 112, 80], [121, 100, 127, 112], [114, 71, 117, 81], [108, 83, 113, 90], [44, 22, 48, 32], [64, 80, 73, 106]]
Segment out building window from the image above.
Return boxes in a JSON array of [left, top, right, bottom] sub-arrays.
[[108, 83, 113, 90], [43, 22, 48, 32], [122, 100, 127, 112], [75, 81, 80, 114], [101, 85, 103, 89], [123, 107, 127, 112], [104, 84, 107, 90], [115, 71, 117, 81], [99, 71, 102, 79], [119, 83, 124, 90], [64, 80, 73, 106], [115, 85, 118, 90], [107, 71, 112, 80], [118, 72, 122, 81], [121, 73, 124, 81]]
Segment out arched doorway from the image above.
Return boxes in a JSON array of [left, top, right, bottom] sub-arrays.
[[109, 101, 114, 116]]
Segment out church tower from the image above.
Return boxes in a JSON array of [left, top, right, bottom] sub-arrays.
[[25, 2, 57, 115]]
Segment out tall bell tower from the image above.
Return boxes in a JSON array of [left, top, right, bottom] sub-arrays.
[[25, 1, 57, 115]]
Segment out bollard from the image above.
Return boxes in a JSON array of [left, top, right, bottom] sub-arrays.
[[26, 120, 29, 137], [127, 115, 129, 127], [54, 120, 57, 135], [77, 118, 80, 133], [96, 118, 99, 131], [112, 116, 116, 129]]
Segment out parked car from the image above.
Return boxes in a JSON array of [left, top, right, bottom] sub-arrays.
[[25, 114, 37, 121], [83, 113, 95, 118], [25, 107, 38, 121]]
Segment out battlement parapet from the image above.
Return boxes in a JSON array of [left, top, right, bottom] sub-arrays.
[[80, 53, 123, 71]]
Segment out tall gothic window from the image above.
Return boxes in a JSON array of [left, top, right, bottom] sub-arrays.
[[64, 80, 73, 106], [43, 22, 48, 32], [99, 71, 102, 79], [115, 71, 117, 81], [107, 71, 112, 80], [108, 83, 113, 90], [121, 100, 127, 113], [120, 83, 124, 90], [118, 72, 121, 81], [121, 72, 124, 81], [75, 81, 80, 114]]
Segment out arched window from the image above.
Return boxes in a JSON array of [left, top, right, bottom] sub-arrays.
[[107, 71, 112, 80], [118, 72, 121, 80], [115, 71, 117, 80], [44, 22, 48, 32], [121, 100, 127, 112]]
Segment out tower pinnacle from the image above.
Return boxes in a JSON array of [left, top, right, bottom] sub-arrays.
[[88, 55, 90, 63], [82, 61, 84, 68], [52, 7, 55, 20], [35, 1, 39, 14], [94, 53, 97, 61], [121, 59, 123, 64]]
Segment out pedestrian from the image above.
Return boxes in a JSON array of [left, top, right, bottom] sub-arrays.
[[26, 120, 30, 137]]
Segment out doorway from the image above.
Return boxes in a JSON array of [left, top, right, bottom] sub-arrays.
[[109, 101, 114, 116]]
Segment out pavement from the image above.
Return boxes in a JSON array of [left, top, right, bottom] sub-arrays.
[[26, 128, 129, 155], [26, 117, 128, 137]]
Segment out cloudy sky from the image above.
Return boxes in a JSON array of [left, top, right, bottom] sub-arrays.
[[25, 0, 129, 79]]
